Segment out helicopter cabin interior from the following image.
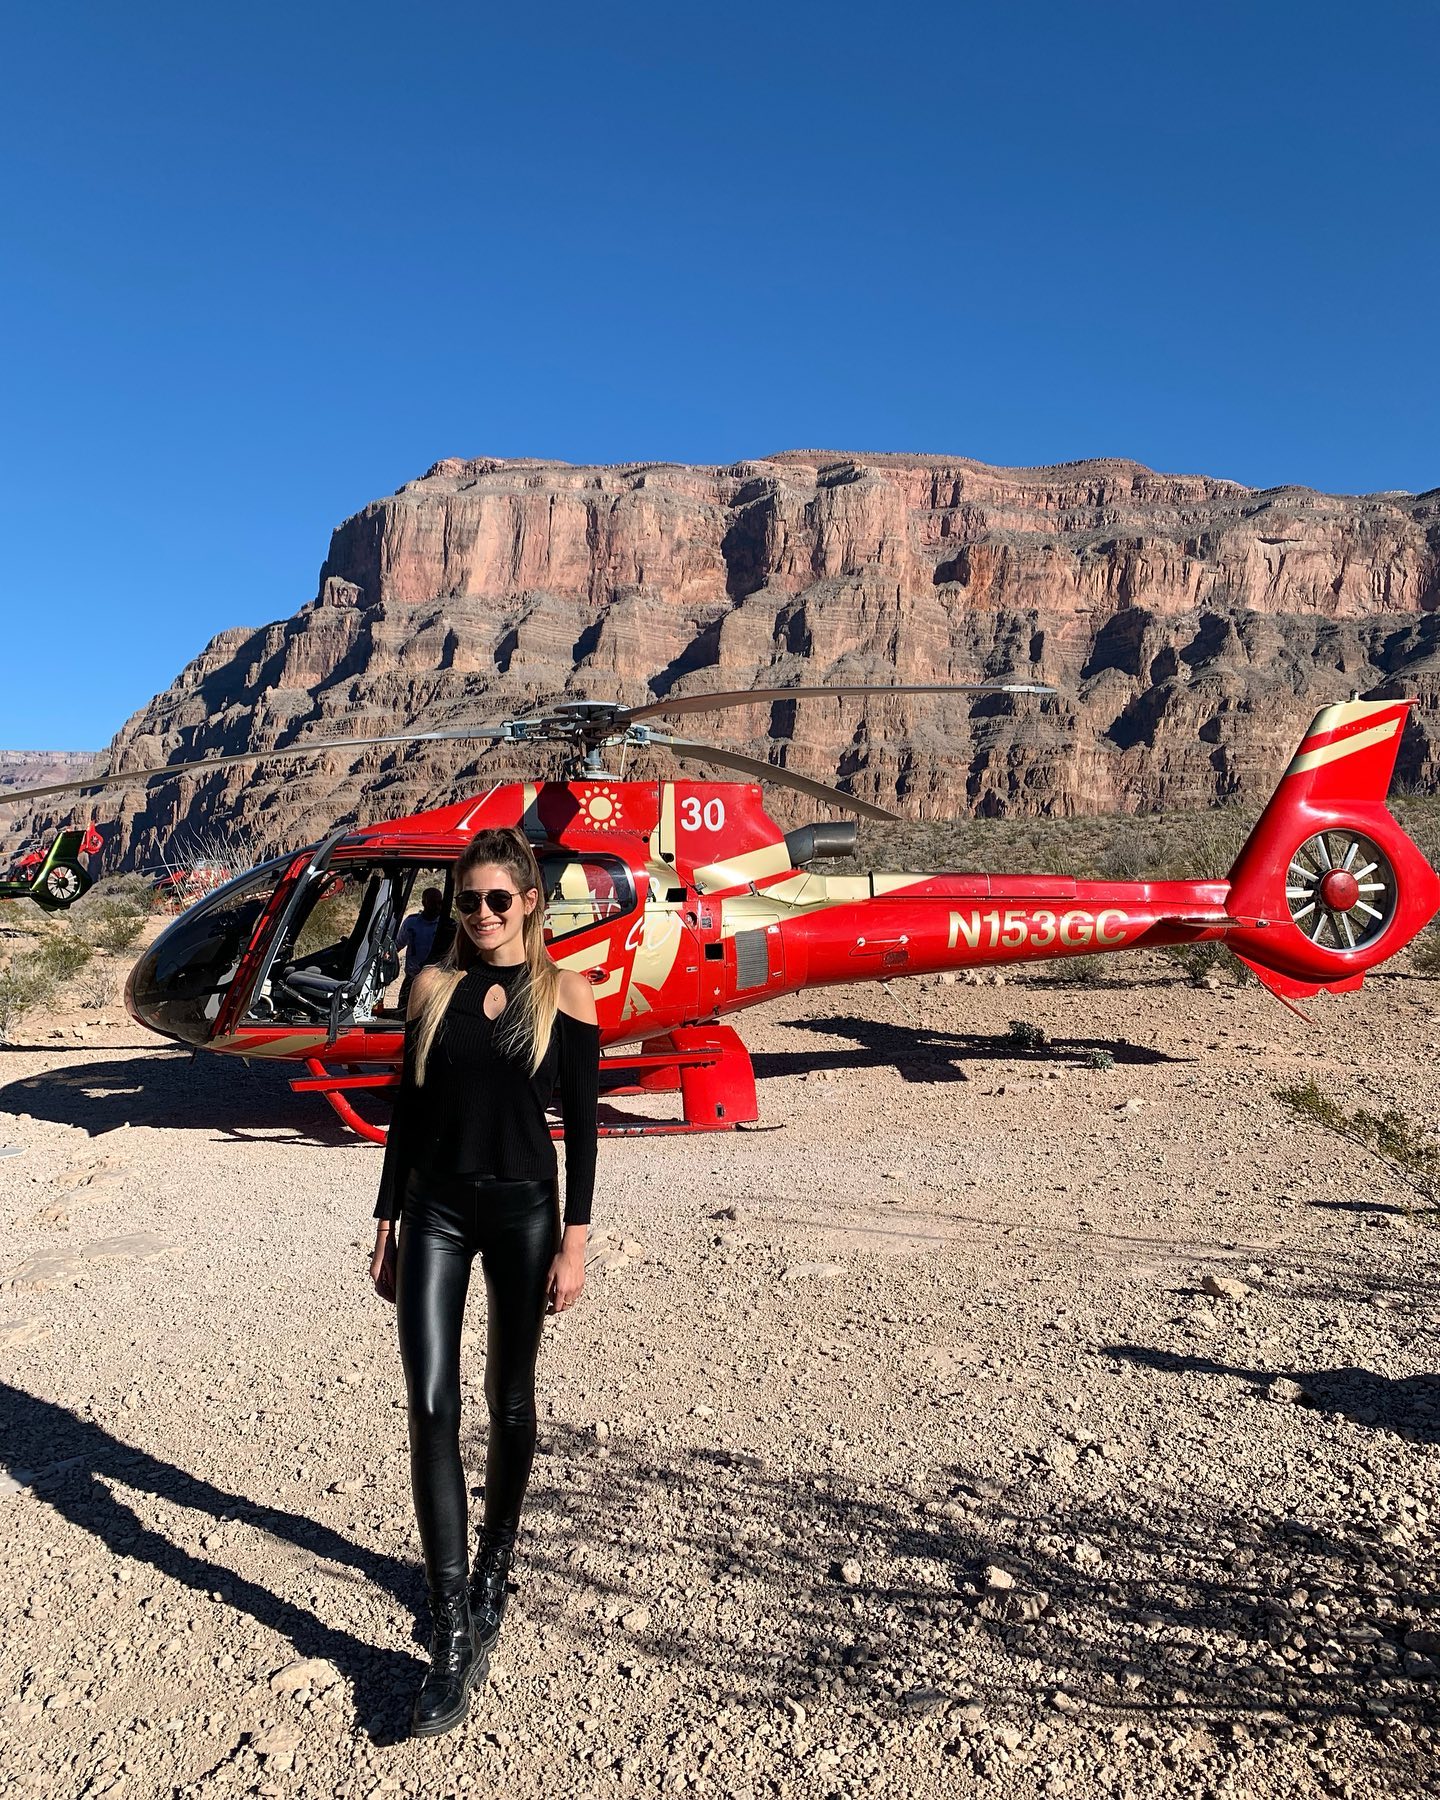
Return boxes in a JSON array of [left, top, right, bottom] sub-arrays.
[[246, 847, 640, 1033]]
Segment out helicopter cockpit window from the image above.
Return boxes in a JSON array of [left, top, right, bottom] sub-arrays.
[[127, 854, 293, 1048], [252, 862, 402, 1032], [538, 851, 637, 943]]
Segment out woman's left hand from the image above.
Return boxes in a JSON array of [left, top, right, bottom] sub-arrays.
[[546, 1241, 586, 1314]]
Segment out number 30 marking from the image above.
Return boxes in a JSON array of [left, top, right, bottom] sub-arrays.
[[679, 797, 725, 832]]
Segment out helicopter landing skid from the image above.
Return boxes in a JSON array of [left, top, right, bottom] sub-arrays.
[[293, 1024, 760, 1144]]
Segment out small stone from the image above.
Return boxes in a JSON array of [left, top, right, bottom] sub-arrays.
[[0, 1317, 51, 1348], [328, 1477, 366, 1495], [620, 1606, 651, 1633], [984, 1565, 1016, 1591], [1267, 1377, 1308, 1406], [837, 1559, 864, 1586], [270, 1657, 340, 1697], [781, 1261, 845, 1281], [1201, 1273, 1255, 1302], [901, 1687, 946, 1713], [251, 1721, 302, 1762]]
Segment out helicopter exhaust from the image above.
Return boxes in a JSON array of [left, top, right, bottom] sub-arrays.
[[783, 820, 858, 864]]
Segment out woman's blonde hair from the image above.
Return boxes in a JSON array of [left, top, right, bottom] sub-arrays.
[[411, 827, 559, 1084]]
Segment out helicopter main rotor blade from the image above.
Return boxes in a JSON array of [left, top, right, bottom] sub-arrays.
[[643, 732, 902, 821], [0, 724, 514, 807], [621, 681, 1054, 726]]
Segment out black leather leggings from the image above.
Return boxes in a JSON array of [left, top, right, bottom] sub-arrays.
[[394, 1168, 560, 1594]]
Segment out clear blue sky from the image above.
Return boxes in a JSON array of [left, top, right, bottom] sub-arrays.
[[2, 1, 1436, 748]]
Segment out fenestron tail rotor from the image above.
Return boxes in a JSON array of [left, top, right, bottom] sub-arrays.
[[1285, 829, 1397, 951]]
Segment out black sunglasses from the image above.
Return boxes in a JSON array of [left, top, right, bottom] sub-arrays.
[[455, 888, 519, 917]]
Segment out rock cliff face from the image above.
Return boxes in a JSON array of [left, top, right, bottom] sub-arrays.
[[20, 452, 1440, 869]]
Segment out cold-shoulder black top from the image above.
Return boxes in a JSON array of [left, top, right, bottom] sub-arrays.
[[372, 958, 601, 1228]]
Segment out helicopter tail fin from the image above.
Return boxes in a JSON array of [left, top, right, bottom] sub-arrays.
[[1222, 699, 1440, 1000], [13, 831, 96, 912]]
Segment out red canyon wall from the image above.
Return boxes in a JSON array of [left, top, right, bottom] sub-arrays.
[[17, 452, 1440, 868]]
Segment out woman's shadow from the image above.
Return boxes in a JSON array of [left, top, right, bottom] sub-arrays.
[[2, 1384, 422, 1740]]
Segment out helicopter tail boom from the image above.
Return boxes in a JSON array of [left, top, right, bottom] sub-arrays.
[[1221, 699, 1440, 999]]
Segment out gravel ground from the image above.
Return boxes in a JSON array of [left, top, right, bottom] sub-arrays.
[[0, 957, 1437, 1800]]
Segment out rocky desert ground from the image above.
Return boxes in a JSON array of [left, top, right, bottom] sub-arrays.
[[1, 906, 1438, 1800]]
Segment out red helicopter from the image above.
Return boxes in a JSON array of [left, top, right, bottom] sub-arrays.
[[9, 685, 1438, 1142], [0, 823, 102, 910]]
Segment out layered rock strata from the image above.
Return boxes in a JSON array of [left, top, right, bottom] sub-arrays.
[[17, 453, 1440, 869]]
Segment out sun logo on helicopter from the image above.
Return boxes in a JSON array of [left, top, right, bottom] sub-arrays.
[[578, 783, 621, 830]]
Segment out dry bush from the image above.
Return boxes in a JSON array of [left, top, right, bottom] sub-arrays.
[[78, 961, 120, 1011], [38, 931, 93, 983], [1412, 926, 1440, 976], [152, 826, 268, 910], [1275, 1076, 1440, 1213], [73, 875, 156, 953], [0, 956, 56, 1043], [1161, 941, 1226, 984], [84, 906, 146, 954]]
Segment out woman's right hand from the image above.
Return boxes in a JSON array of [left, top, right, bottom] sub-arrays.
[[370, 1229, 397, 1305]]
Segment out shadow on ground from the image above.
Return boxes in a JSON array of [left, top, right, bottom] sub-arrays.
[[1106, 1344, 1440, 1446], [5, 1381, 1434, 1779], [756, 1015, 1182, 1084], [0, 1050, 357, 1145], [2, 1384, 421, 1742]]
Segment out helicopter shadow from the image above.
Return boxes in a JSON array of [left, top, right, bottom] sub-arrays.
[[0, 1050, 360, 1147], [754, 1015, 1181, 1083]]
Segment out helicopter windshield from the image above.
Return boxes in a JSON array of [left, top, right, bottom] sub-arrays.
[[126, 854, 295, 1046]]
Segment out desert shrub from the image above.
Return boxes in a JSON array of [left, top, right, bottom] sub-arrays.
[[1031, 954, 1108, 986], [1275, 1076, 1440, 1210], [72, 874, 156, 953], [1161, 941, 1227, 984], [78, 961, 120, 1010], [1413, 927, 1440, 976], [84, 906, 146, 955], [86, 873, 157, 911], [1098, 832, 1151, 880], [1081, 1047, 1115, 1071], [1228, 950, 1258, 986], [0, 957, 57, 1042], [152, 827, 268, 911], [1006, 1019, 1048, 1051], [38, 931, 93, 982]]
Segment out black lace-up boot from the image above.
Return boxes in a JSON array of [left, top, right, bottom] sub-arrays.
[[468, 1527, 517, 1660], [409, 1581, 482, 1738]]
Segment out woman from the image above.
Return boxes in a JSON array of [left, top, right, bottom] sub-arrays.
[[368, 826, 600, 1738]]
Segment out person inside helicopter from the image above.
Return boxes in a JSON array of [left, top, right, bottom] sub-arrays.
[[393, 882, 445, 1016]]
